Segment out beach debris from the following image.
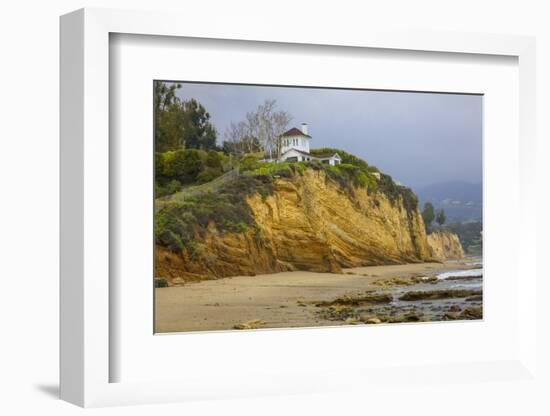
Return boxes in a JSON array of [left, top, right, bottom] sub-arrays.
[[233, 319, 266, 330], [204, 302, 220, 307]]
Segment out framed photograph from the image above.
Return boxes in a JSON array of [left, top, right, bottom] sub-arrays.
[[60, 8, 539, 408], [152, 80, 484, 334]]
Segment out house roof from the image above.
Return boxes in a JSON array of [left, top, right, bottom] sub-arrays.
[[309, 152, 341, 159], [281, 148, 312, 157], [281, 127, 312, 138], [281, 148, 341, 160]]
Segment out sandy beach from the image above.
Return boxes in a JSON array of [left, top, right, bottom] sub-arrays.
[[155, 259, 481, 333]]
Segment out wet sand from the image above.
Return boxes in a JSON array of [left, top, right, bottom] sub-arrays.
[[155, 260, 479, 333]]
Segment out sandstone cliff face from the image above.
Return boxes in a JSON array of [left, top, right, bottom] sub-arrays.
[[156, 169, 433, 283], [427, 229, 465, 260]]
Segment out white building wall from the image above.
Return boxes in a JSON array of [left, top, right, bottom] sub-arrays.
[[281, 135, 310, 154], [280, 148, 307, 162], [303, 137, 310, 153], [279, 149, 343, 165]]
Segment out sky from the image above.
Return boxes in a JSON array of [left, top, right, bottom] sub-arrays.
[[173, 82, 482, 190]]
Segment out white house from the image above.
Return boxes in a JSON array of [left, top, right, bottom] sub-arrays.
[[267, 123, 342, 166], [281, 123, 311, 154]]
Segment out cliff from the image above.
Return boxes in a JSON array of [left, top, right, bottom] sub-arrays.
[[156, 168, 434, 284], [427, 229, 465, 260]]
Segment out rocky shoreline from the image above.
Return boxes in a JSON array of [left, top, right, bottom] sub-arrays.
[[313, 276, 482, 325]]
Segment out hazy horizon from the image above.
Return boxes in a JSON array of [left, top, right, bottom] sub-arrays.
[[171, 81, 482, 190]]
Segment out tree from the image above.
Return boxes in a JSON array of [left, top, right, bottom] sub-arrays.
[[435, 208, 446, 226], [180, 99, 217, 151], [155, 82, 185, 152], [205, 150, 223, 169], [422, 202, 435, 230], [271, 109, 293, 160], [154, 81, 218, 152], [223, 99, 292, 158], [179, 149, 205, 183], [162, 149, 206, 184], [223, 120, 261, 154]]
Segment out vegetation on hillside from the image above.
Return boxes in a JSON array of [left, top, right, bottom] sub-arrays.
[[308, 148, 418, 215], [376, 173, 418, 217], [310, 148, 379, 174], [447, 221, 483, 255], [155, 148, 234, 197], [422, 202, 449, 233], [155, 174, 273, 255]]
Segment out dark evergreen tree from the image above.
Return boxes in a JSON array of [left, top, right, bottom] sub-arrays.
[[422, 202, 435, 230], [154, 81, 218, 152], [435, 208, 446, 226]]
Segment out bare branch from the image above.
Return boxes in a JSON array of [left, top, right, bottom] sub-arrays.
[[224, 99, 293, 159]]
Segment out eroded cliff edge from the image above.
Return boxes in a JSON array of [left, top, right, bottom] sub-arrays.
[[156, 168, 435, 284], [427, 229, 465, 260]]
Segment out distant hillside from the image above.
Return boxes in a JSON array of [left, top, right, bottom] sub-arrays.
[[415, 181, 482, 223]]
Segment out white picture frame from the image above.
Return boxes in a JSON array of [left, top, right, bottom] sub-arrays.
[[60, 7, 538, 408]]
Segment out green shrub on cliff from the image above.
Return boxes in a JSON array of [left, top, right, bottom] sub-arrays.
[[247, 161, 305, 178], [376, 173, 418, 216], [308, 148, 379, 193], [310, 148, 373, 171], [303, 158, 377, 194], [238, 153, 262, 172], [311, 151, 419, 217], [334, 163, 376, 190], [155, 149, 234, 196], [155, 174, 273, 252]]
